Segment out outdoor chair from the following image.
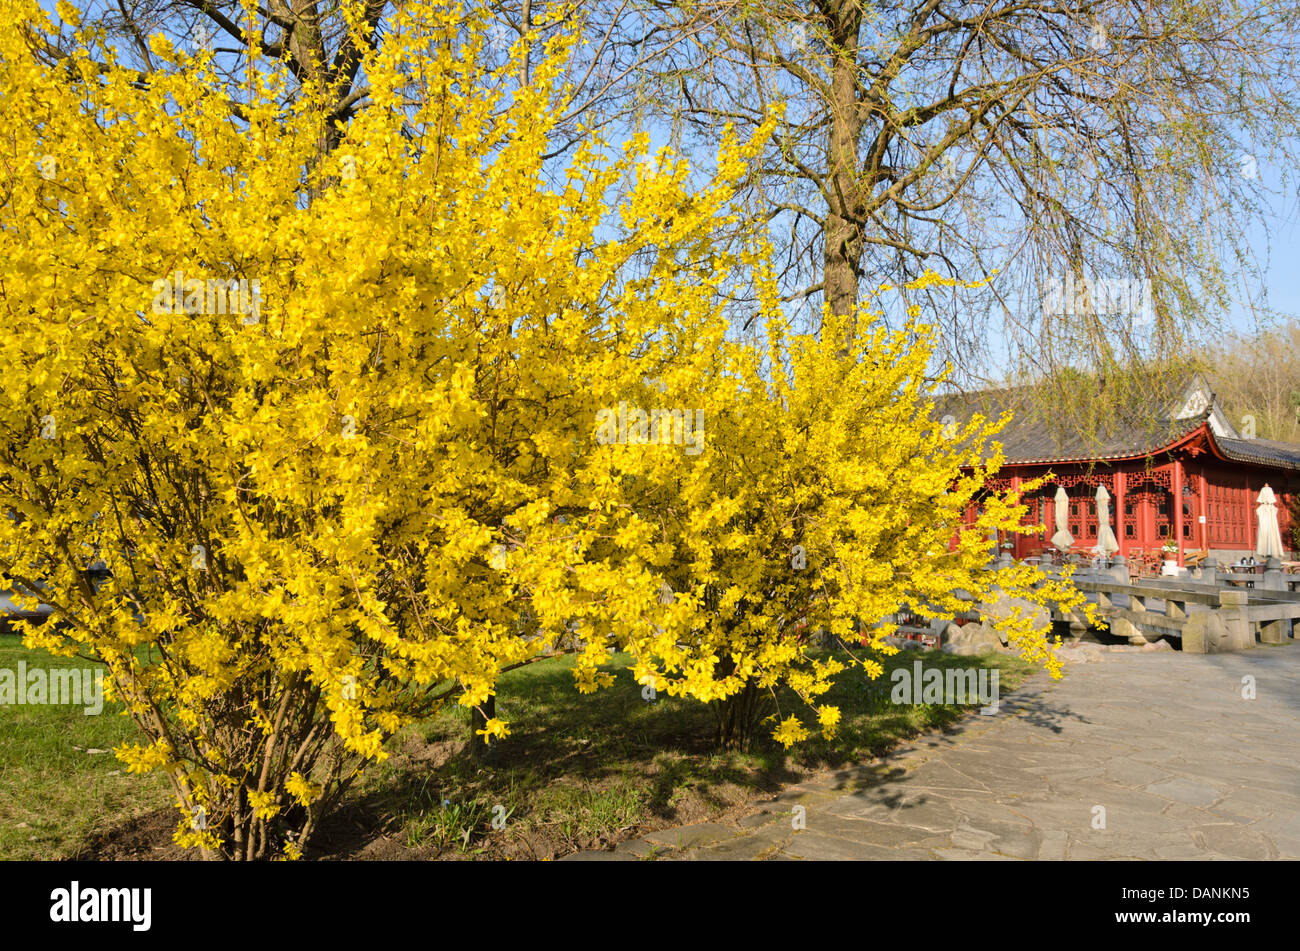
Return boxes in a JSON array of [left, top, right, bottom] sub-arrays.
[[1128, 548, 1161, 578]]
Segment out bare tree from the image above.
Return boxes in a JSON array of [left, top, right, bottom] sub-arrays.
[[44, 1, 720, 159], [1208, 319, 1300, 443], [42, 1, 390, 130], [629, 0, 1300, 397]]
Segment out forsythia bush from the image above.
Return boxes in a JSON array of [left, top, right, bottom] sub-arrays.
[[583, 267, 1096, 749], [0, 0, 1092, 856], [0, 0, 767, 858]]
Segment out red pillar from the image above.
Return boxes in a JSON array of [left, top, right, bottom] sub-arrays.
[[1115, 470, 1127, 558], [1011, 474, 1022, 558], [1173, 459, 1185, 567], [1198, 469, 1209, 552]]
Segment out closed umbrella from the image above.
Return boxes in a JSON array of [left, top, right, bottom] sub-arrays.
[[1051, 485, 1074, 551], [1255, 485, 1284, 559], [1094, 484, 1119, 557]]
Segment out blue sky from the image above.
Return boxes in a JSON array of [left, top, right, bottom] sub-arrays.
[[1235, 157, 1300, 331]]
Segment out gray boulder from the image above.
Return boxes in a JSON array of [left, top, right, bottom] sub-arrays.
[[974, 593, 1052, 646], [939, 622, 965, 645], [882, 634, 926, 651], [1059, 642, 1105, 664], [940, 622, 1002, 655], [941, 642, 987, 656]]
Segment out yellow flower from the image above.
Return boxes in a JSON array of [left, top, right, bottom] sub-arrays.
[[247, 790, 282, 821], [285, 772, 322, 808], [475, 717, 511, 743], [816, 705, 841, 738], [772, 716, 810, 748]]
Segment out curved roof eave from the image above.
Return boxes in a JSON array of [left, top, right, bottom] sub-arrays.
[[981, 417, 1211, 468], [982, 421, 1300, 474]]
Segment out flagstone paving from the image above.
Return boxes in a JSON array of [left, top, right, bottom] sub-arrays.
[[562, 643, 1300, 861]]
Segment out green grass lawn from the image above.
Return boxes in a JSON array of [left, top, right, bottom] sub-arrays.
[[336, 646, 1038, 859], [0, 638, 171, 860], [0, 637, 1037, 860]]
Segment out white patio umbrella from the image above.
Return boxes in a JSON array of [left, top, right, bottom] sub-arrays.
[[1255, 485, 1284, 559], [1094, 484, 1120, 557], [1051, 485, 1074, 551]]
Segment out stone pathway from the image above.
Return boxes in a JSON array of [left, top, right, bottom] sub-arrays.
[[563, 643, 1300, 860]]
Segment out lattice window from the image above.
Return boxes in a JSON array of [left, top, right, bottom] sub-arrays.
[[1126, 478, 1172, 542], [1067, 486, 1100, 541], [1022, 493, 1052, 537]]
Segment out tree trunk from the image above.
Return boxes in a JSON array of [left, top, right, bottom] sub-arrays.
[[711, 677, 769, 751], [822, 0, 865, 341]]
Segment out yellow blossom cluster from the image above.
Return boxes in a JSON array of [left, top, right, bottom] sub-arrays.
[[0, 0, 1093, 854], [0, 0, 774, 856]]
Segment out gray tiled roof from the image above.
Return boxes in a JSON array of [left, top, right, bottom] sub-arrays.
[[935, 378, 1300, 471], [1216, 436, 1300, 472], [935, 390, 1200, 465]]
